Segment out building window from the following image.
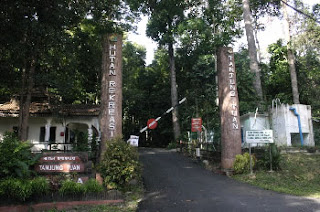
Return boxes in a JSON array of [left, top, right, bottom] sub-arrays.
[[39, 127, 45, 142], [39, 126, 56, 142], [49, 127, 56, 143]]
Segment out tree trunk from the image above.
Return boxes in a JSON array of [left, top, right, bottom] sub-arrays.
[[242, 0, 264, 106], [99, 34, 108, 161], [99, 34, 123, 162], [18, 56, 36, 141], [168, 42, 181, 141], [283, 0, 300, 104], [18, 66, 26, 140]]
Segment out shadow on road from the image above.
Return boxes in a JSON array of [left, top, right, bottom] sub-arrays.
[[138, 148, 320, 212]]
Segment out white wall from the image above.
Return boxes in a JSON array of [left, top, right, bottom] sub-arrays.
[[0, 116, 100, 152], [271, 104, 314, 146]]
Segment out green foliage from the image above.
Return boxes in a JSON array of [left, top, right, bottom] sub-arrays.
[[59, 179, 85, 195], [84, 179, 104, 193], [31, 177, 50, 195], [0, 132, 38, 179], [98, 138, 141, 190], [233, 153, 320, 197], [59, 178, 103, 195], [123, 44, 174, 147], [257, 144, 282, 171], [264, 40, 293, 104], [0, 178, 32, 201], [233, 152, 255, 174], [234, 48, 262, 114], [167, 142, 177, 149], [72, 130, 89, 152], [0, 177, 49, 201], [313, 122, 320, 146]]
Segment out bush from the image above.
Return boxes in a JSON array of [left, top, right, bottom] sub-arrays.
[[233, 152, 256, 174], [0, 132, 38, 179], [0, 177, 50, 201], [72, 130, 89, 152], [84, 179, 104, 193], [59, 179, 104, 196], [98, 137, 141, 190], [31, 177, 50, 195], [59, 179, 86, 195], [0, 178, 32, 201], [257, 143, 282, 171], [167, 142, 177, 149]]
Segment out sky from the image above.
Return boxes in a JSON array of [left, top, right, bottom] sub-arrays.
[[127, 0, 319, 65], [127, 16, 157, 65]]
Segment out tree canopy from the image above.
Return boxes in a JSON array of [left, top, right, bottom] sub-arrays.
[[0, 0, 319, 146]]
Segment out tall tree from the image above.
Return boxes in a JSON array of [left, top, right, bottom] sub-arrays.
[[176, 0, 243, 145], [0, 0, 87, 140], [145, 0, 189, 141], [242, 0, 264, 107], [282, 0, 300, 104]]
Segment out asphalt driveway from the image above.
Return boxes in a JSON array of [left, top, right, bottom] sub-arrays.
[[137, 148, 320, 212]]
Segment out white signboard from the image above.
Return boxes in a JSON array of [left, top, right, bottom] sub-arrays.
[[246, 130, 273, 144], [127, 135, 139, 147]]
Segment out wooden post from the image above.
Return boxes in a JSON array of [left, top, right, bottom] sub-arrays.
[[99, 34, 123, 159], [217, 47, 242, 170]]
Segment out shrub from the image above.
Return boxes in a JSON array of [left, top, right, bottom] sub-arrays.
[[167, 142, 177, 149], [0, 177, 50, 201], [72, 130, 89, 152], [31, 177, 50, 195], [257, 143, 282, 171], [84, 179, 104, 193], [0, 132, 38, 179], [233, 152, 256, 174], [59, 179, 85, 195], [98, 137, 141, 190], [0, 178, 32, 201]]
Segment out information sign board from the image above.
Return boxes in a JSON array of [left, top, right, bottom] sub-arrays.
[[128, 135, 139, 147], [191, 118, 202, 132], [246, 130, 274, 144]]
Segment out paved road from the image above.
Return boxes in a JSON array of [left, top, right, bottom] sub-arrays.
[[137, 148, 320, 212]]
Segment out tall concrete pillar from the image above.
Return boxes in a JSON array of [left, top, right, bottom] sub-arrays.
[[99, 33, 123, 158], [88, 125, 93, 144], [217, 47, 242, 170], [45, 119, 52, 142]]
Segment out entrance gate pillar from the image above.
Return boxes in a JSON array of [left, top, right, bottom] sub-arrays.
[[217, 47, 242, 170]]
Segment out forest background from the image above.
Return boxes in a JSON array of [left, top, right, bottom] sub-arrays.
[[0, 0, 319, 147]]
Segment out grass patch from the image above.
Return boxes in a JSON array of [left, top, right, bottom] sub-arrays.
[[232, 153, 320, 197]]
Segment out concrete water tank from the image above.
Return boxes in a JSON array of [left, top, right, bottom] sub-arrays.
[[271, 104, 314, 147]]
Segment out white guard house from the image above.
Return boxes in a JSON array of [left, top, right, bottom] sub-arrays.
[[241, 104, 315, 147], [0, 98, 100, 153]]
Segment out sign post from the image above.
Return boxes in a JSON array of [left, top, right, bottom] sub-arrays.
[[191, 118, 202, 132], [246, 130, 274, 173]]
